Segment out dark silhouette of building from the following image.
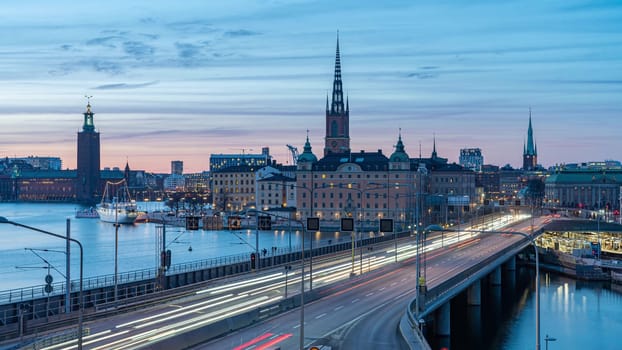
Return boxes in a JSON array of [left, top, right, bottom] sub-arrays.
[[523, 109, 538, 171], [324, 34, 350, 156], [76, 100, 101, 204]]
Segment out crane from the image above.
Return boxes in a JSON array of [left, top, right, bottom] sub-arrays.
[[286, 144, 299, 165]]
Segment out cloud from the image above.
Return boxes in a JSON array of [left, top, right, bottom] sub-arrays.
[[175, 42, 203, 59], [224, 29, 261, 37], [85, 36, 122, 48], [93, 81, 159, 90], [167, 20, 215, 34], [123, 41, 155, 59], [407, 72, 439, 79]]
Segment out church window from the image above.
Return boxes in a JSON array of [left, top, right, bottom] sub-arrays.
[[331, 120, 339, 136]]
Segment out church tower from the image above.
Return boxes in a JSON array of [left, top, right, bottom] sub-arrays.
[[522, 108, 538, 171], [324, 34, 350, 156], [76, 98, 101, 204]]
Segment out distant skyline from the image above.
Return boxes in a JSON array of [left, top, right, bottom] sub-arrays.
[[1, 0, 621, 173]]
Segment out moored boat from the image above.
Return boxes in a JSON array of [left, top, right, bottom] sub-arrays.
[[97, 180, 138, 224]]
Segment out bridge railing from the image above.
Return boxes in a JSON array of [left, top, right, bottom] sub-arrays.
[[0, 247, 299, 306], [422, 235, 530, 316]]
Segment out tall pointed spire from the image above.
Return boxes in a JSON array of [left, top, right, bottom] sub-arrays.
[[522, 107, 538, 170], [431, 133, 438, 159], [525, 107, 536, 156], [331, 32, 344, 114], [324, 32, 350, 156]]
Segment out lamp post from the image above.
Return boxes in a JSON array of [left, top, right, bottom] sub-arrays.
[[426, 225, 542, 350], [0, 217, 84, 350], [246, 209, 308, 350]]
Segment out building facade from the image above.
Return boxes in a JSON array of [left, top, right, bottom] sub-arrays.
[[209, 147, 272, 171], [211, 165, 257, 212], [545, 169, 622, 212], [459, 148, 483, 172]]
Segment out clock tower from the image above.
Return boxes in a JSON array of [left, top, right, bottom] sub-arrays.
[[76, 99, 101, 204], [324, 35, 350, 156]]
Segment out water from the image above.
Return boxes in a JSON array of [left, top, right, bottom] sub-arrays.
[[500, 273, 622, 350], [0, 203, 351, 290], [448, 268, 622, 350]]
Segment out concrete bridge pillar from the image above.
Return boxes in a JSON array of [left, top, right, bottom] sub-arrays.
[[505, 256, 516, 271], [490, 266, 502, 286], [467, 280, 481, 306], [435, 302, 451, 337]]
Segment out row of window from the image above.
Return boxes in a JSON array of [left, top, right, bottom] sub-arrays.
[[214, 180, 254, 185], [300, 173, 410, 179]]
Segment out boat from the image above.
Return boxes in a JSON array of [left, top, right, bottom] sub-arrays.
[[97, 180, 139, 224], [75, 207, 100, 219]]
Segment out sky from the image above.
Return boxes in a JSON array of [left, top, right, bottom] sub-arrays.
[[0, 0, 621, 173]]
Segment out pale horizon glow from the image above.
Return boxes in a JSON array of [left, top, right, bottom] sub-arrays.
[[1, 1, 621, 173]]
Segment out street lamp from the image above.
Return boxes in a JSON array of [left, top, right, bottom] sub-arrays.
[[0, 216, 84, 350], [426, 225, 541, 350], [245, 209, 308, 350]]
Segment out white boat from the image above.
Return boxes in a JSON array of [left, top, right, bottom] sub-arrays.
[[97, 180, 138, 224]]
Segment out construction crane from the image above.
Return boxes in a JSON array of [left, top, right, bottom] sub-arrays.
[[286, 144, 299, 165]]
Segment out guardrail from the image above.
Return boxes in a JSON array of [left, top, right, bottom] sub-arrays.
[[0, 248, 296, 305], [399, 231, 538, 348]]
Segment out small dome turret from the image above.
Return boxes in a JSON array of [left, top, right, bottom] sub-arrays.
[[389, 131, 409, 162]]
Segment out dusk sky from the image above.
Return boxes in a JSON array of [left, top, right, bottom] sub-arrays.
[[1, 0, 620, 173]]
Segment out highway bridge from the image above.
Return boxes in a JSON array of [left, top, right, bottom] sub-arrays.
[[0, 213, 549, 349]]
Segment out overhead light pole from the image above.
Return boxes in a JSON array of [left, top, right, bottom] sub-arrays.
[[426, 224, 542, 350], [0, 216, 84, 350]]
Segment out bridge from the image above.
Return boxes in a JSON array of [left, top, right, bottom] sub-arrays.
[[0, 214, 551, 349]]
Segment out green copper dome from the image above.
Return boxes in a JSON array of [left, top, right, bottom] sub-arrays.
[[389, 133, 409, 162], [298, 135, 318, 163]]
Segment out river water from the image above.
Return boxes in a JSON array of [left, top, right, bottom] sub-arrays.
[[0, 202, 351, 290], [446, 267, 622, 350]]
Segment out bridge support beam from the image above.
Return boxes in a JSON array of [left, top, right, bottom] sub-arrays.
[[504, 256, 516, 271], [435, 302, 451, 337], [490, 266, 502, 286], [467, 280, 481, 306]]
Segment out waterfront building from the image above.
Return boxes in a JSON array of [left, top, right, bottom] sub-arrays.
[[76, 101, 101, 204], [522, 109, 538, 171], [12, 170, 76, 201], [211, 164, 258, 212], [5, 156, 62, 171], [545, 168, 622, 212], [459, 148, 483, 172], [256, 173, 296, 210], [209, 147, 272, 171]]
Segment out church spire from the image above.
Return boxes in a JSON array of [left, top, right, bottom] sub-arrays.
[[522, 107, 538, 170], [431, 133, 438, 159], [330, 33, 344, 114], [525, 107, 536, 156]]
